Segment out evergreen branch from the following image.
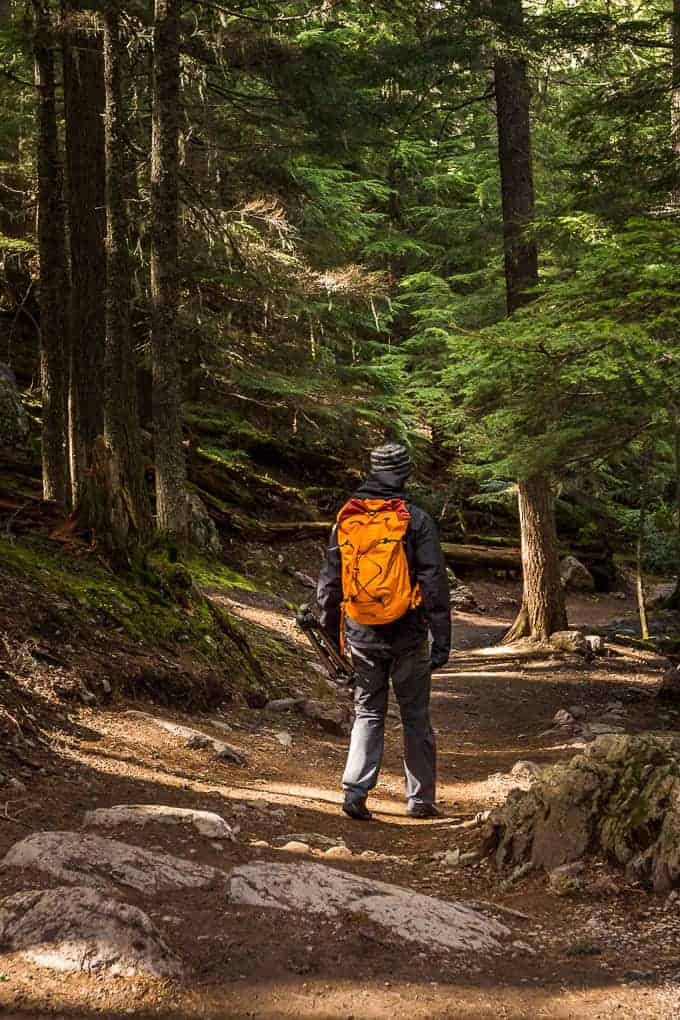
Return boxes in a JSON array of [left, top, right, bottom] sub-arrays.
[[436, 88, 495, 143], [185, 0, 341, 25], [0, 66, 34, 89]]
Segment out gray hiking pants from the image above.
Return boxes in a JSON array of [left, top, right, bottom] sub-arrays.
[[342, 641, 436, 808]]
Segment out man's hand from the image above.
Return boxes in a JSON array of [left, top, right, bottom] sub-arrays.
[[430, 649, 449, 670]]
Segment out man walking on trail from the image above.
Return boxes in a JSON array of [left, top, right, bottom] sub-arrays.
[[317, 443, 451, 821]]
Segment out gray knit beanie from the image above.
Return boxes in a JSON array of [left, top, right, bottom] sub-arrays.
[[370, 442, 412, 477]]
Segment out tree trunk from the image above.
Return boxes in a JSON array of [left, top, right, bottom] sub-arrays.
[[61, 0, 106, 504], [493, 0, 566, 640], [504, 473, 567, 642], [150, 0, 187, 539], [33, 0, 70, 507], [662, 416, 680, 610], [636, 450, 651, 640], [672, 0, 680, 207], [493, 0, 538, 314], [100, 0, 148, 556]]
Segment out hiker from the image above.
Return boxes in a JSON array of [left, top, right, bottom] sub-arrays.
[[317, 442, 451, 821]]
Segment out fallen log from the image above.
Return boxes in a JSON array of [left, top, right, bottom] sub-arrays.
[[263, 521, 332, 541], [441, 543, 521, 570]]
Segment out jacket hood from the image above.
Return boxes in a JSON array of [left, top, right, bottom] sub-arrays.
[[354, 470, 409, 500]]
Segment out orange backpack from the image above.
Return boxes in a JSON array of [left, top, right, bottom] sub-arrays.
[[336, 498, 422, 627]]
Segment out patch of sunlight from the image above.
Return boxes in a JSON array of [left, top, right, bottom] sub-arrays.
[[446, 670, 528, 680]]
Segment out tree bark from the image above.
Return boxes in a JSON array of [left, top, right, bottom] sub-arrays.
[[493, 0, 538, 314], [150, 0, 187, 539], [672, 0, 680, 206], [100, 0, 148, 556], [33, 0, 70, 507], [61, 0, 106, 504], [635, 449, 651, 640], [661, 415, 680, 610], [504, 473, 567, 642], [493, 0, 566, 640]]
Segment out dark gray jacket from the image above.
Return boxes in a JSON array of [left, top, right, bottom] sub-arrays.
[[317, 471, 451, 659]]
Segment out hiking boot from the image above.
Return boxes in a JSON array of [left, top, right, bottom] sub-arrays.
[[342, 797, 372, 821], [407, 802, 440, 819]]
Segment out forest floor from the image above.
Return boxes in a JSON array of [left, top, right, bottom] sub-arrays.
[[0, 561, 679, 1020]]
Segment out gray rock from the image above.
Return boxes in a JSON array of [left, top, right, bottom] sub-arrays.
[[83, 805, 236, 841], [483, 732, 680, 891], [229, 862, 509, 952], [450, 583, 478, 611], [553, 709, 575, 728], [299, 699, 350, 735], [549, 630, 587, 655], [276, 833, 346, 850], [124, 711, 244, 764], [510, 761, 542, 784], [568, 705, 587, 720], [264, 698, 306, 713], [0, 887, 181, 977], [548, 861, 584, 896], [1, 831, 225, 894], [560, 556, 595, 591]]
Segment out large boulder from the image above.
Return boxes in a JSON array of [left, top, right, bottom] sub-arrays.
[[0, 831, 225, 894], [83, 804, 236, 840], [560, 555, 595, 591], [0, 363, 30, 450], [229, 861, 509, 952], [0, 886, 181, 977], [483, 732, 680, 891]]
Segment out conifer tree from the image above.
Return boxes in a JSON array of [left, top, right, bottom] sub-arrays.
[[62, 0, 107, 504], [493, 0, 567, 642], [150, 0, 187, 539], [100, 0, 148, 553], [33, 0, 69, 506]]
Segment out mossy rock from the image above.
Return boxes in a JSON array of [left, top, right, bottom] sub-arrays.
[[483, 732, 680, 891]]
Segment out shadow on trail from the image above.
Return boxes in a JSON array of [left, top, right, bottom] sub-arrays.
[[0, 692, 677, 1020]]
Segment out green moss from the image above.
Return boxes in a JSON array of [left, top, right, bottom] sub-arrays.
[[197, 445, 251, 467], [0, 234, 34, 254], [184, 404, 274, 449], [0, 536, 259, 675], [185, 553, 256, 592]]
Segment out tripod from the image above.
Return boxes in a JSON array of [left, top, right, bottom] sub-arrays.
[[295, 604, 356, 688]]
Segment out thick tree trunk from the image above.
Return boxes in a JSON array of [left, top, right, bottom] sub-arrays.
[[504, 473, 567, 642], [61, 0, 106, 504], [150, 0, 187, 539], [493, 0, 538, 314], [100, 0, 148, 556], [493, 0, 566, 641], [33, 0, 70, 506]]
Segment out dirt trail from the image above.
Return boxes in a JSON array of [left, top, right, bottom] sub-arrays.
[[1, 582, 679, 1019]]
